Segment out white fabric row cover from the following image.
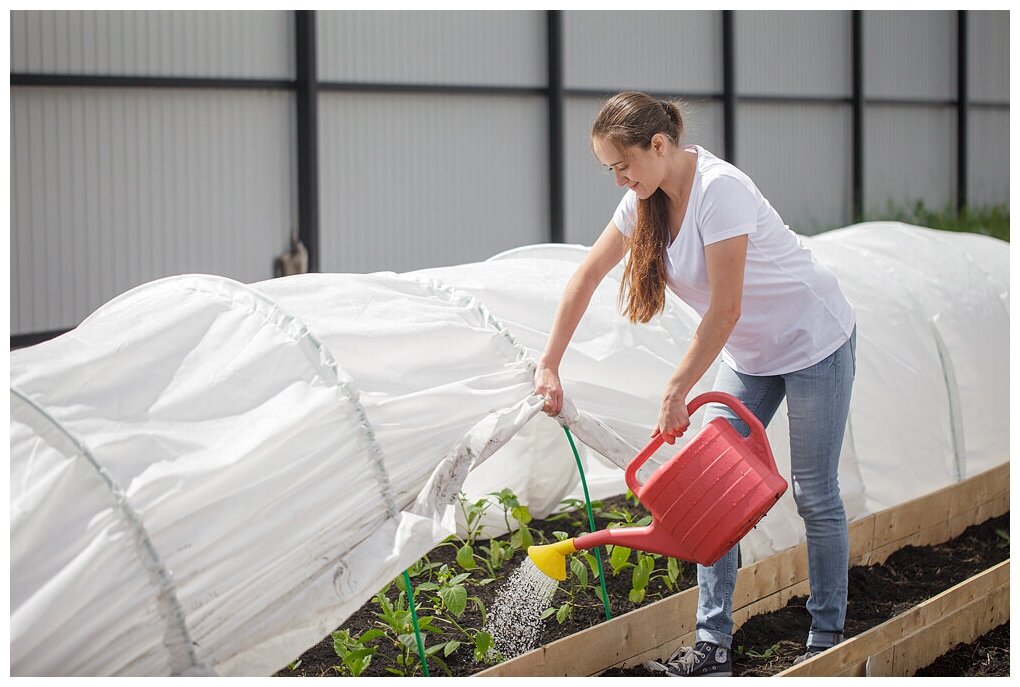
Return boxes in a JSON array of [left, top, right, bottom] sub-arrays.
[[9, 223, 1008, 676]]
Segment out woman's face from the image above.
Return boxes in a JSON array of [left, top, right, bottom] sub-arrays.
[[593, 135, 666, 200]]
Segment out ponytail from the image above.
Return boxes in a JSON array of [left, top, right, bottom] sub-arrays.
[[620, 190, 671, 323]]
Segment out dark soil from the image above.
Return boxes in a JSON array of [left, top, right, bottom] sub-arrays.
[[914, 621, 1009, 676], [603, 512, 1010, 677], [277, 499, 1008, 678], [279, 493, 696, 677]]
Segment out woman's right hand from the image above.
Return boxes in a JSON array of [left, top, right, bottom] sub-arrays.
[[534, 364, 564, 416]]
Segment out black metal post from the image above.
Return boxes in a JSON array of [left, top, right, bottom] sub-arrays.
[[547, 10, 565, 244], [721, 11, 736, 164], [957, 10, 968, 213], [295, 10, 320, 272], [851, 11, 864, 222]]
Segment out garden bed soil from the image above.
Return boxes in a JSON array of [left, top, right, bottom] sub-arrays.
[[603, 512, 1009, 677], [278, 498, 1008, 678], [913, 621, 1009, 677]]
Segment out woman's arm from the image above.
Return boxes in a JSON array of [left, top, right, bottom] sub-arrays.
[[657, 233, 748, 443], [536, 221, 627, 415]]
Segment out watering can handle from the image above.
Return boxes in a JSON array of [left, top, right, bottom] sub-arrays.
[[624, 391, 777, 495]]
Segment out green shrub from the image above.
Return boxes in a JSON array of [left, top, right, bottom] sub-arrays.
[[863, 200, 1009, 242]]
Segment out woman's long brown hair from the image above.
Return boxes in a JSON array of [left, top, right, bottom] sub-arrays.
[[591, 92, 685, 324]]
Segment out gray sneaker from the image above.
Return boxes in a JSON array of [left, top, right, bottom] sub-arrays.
[[647, 641, 733, 677], [792, 645, 828, 665]]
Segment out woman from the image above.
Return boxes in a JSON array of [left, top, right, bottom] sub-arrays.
[[534, 91, 856, 677]]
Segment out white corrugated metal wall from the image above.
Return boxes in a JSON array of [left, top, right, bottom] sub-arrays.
[[967, 12, 1010, 208], [10, 88, 294, 334], [734, 11, 853, 233], [9, 10, 1010, 339], [9, 10, 292, 77], [10, 10, 296, 336], [316, 11, 548, 273], [862, 11, 958, 215]]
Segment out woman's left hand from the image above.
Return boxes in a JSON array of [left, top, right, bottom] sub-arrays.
[[656, 389, 691, 445]]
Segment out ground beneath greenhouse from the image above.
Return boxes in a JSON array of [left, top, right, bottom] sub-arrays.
[[278, 503, 1009, 678]]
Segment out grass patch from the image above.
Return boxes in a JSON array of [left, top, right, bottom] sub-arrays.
[[862, 200, 1009, 242]]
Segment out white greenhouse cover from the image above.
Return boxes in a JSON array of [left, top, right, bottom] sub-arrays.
[[9, 223, 1009, 676]]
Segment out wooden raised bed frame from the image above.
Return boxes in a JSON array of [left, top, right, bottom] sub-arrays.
[[477, 462, 1009, 677], [777, 559, 1009, 676]]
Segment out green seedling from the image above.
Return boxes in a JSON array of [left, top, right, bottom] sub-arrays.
[[650, 556, 683, 592], [607, 543, 633, 576], [371, 586, 443, 677], [473, 631, 496, 663], [742, 640, 779, 660], [604, 508, 653, 527], [628, 552, 655, 603], [456, 492, 493, 547], [540, 549, 605, 624], [398, 561, 493, 669], [547, 497, 603, 532], [995, 528, 1009, 549], [479, 538, 512, 577], [331, 628, 383, 677], [489, 487, 536, 550]]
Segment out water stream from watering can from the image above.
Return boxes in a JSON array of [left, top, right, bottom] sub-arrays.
[[479, 426, 609, 664], [483, 558, 559, 660]]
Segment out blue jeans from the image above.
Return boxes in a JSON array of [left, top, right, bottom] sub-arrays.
[[695, 329, 856, 650]]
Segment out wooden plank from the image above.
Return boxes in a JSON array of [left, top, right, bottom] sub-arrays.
[[890, 585, 1009, 676], [733, 580, 810, 630], [865, 646, 895, 676], [731, 544, 807, 611], [913, 520, 950, 549], [870, 491, 1008, 565], [777, 560, 1009, 677], [947, 494, 1011, 542], [872, 488, 952, 550], [848, 514, 876, 565], [833, 657, 871, 677], [479, 464, 1008, 677], [622, 631, 694, 669], [948, 463, 1008, 518], [871, 462, 1008, 552], [977, 490, 1010, 523], [870, 534, 921, 566]]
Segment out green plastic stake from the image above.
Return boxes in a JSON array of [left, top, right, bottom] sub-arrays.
[[403, 569, 430, 677], [563, 426, 612, 621]]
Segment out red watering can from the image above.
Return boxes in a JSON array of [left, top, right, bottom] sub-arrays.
[[528, 392, 788, 580]]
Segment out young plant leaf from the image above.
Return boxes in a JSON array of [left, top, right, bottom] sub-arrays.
[[474, 631, 493, 661], [632, 553, 654, 591], [511, 504, 533, 525], [609, 544, 632, 574], [667, 557, 680, 585], [570, 557, 588, 587], [439, 585, 468, 618], [456, 543, 478, 570]]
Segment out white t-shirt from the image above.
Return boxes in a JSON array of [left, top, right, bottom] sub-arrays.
[[613, 145, 856, 376]]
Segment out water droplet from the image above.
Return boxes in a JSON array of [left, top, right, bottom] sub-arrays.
[[482, 558, 559, 661]]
